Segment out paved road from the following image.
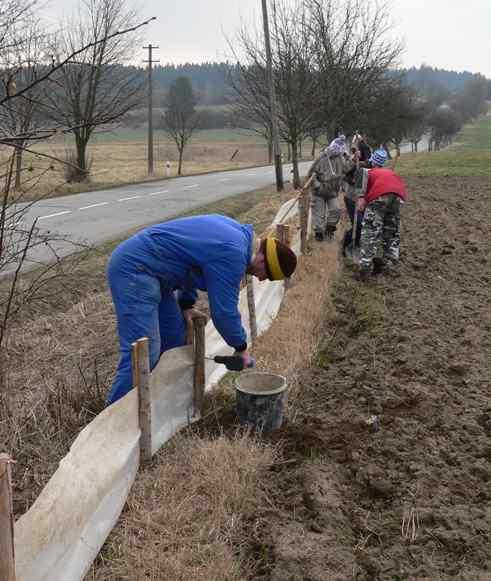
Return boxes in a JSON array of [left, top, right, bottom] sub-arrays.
[[9, 161, 313, 272]]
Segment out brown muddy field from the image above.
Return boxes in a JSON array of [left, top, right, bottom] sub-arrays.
[[246, 176, 490, 580]]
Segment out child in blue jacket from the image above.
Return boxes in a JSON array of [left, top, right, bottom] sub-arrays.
[[106, 214, 297, 404]]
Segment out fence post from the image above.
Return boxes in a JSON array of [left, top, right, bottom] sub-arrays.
[[276, 223, 292, 289], [192, 314, 207, 418], [299, 189, 311, 255], [246, 274, 258, 343], [132, 338, 152, 465], [0, 454, 16, 581]]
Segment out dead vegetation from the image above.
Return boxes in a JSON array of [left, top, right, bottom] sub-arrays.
[[87, 231, 341, 579], [0, 183, 296, 516], [4, 136, 287, 201]]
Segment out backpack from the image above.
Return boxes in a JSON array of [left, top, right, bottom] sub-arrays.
[[314, 153, 347, 199]]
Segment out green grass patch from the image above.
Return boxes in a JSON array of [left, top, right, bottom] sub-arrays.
[[457, 115, 491, 150], [398, 115, 491, 177]]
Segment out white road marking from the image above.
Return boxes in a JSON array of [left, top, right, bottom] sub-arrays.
[[148, 189, 170, 196], [183, 184, 198, 189], [79, 202, 109, 210], [117, 195, 141, 202], [38, 210, 71, 220], [218, 178, 230, 182]]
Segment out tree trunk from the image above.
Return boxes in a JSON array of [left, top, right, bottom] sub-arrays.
[[287, 142, 291, 161], [178, 146, 184, 175], [299, 139, 303, 159], [75, 137, 89, 182], [267, 138, 273, 164], [291, 140, 301, 189]]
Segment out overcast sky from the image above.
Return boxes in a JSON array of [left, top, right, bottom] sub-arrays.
[[43, 0, 491, 78]]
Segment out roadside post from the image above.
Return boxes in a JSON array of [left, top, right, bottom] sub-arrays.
[[0, 453, 16, 581]]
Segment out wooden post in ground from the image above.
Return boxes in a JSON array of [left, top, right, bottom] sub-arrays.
[[191, 314, 207, 418], [0, 454, 16, 581], [132, 338, 152, 465], [276, 223, 292, 289], [299, 189, 311, 255], [246, 274, 258, 344]]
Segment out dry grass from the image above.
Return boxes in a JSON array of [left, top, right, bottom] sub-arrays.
[[89, 434, 276, 581], [87, 235, 341, 580], [3, 137, 273, 202], [253, 241, 339, 415], [1, 183, 297, 515], [2, 170, 339, 579]]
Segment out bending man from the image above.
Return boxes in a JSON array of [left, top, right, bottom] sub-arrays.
[[106, 214, 297, 404]]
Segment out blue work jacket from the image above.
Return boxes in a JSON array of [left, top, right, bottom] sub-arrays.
[[113, 214, 254, 350]]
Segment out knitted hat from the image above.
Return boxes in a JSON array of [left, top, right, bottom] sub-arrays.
[[260, 238, 297, 281], [370, 148, 388, 167]]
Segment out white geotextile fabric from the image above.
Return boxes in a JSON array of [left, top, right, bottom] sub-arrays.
[[14, 199, 301, 581]]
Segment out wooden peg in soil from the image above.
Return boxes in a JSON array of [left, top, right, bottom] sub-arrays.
[[0, 453, 16, 581], [299, 188, 311, 255], [132, 338, 152, 465], [276, 222, 293, 289], [246, 274, 258, 343], [191, 313, 207, 418]]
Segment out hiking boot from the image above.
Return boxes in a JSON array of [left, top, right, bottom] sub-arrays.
[[372, 257, 385, 275], [315, 231, 324, 242]]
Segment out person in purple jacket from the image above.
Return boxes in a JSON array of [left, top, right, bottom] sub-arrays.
[[106, 214, 297, 404]]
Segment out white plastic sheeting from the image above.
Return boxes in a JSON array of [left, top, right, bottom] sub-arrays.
[[14, 200, 301, 581]]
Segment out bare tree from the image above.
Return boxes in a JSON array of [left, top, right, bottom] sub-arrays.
[[162, 76, 200, 176], [43, 0, 144, 182], [227, 63, 274, 163], [0, 0, 154, 392], [308, 0, 402, 140], [229, 1, 318, 188]]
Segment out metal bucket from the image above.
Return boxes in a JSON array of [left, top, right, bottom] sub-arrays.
[[234, 372, 287, 433]]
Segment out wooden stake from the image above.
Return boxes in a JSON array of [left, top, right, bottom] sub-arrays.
[[132, 338, 152, 465], [0, 454, 16, 581], [192, 314, 207, 418], [276, 223, 292, 289], [246, 274, 258, 343], [299, 188, 311, 255]]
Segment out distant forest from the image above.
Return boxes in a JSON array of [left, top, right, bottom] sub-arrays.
[[140, 62, 488, 107]]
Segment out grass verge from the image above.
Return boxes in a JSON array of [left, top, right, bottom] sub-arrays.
[[1, 183, 296, 515]]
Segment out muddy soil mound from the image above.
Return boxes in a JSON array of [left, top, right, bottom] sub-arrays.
[[248, 176, 491, 580]]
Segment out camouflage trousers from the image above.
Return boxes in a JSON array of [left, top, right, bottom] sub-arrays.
[[359, 193, 402, 271], [311, 193, 341, 233]]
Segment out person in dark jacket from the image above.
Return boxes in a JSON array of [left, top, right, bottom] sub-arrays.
[[358, 137, 372, 164], [106, 214, 297, 404]]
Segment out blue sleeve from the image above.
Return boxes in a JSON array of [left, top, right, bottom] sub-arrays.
[[203, 249, 247, 349]]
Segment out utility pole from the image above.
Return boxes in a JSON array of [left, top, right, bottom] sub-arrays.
[[143, 44, 159, 175], [261, 0, 283, 192]]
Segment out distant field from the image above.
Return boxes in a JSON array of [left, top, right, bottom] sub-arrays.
[[397, 114, 491, 177], [456, 115, 491, 150], [87, 127, 265, 144]]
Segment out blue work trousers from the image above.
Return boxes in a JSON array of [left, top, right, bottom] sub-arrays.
[[106, 250, 187, 405]]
